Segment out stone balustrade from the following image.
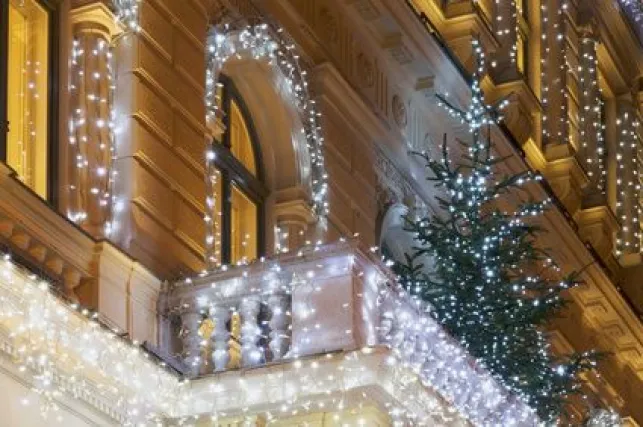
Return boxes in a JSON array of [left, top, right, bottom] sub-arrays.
[[159, 241, 537, 425]]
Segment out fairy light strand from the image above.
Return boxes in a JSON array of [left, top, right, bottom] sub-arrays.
[[204, 22, 328, 270]]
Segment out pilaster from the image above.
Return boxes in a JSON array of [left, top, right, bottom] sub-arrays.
[[111, 0, 209, 277]]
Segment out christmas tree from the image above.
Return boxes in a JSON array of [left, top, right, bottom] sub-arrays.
[[395, 40, 596, 421]]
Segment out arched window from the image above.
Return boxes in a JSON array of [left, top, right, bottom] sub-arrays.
[[211, 76, 266, 266]]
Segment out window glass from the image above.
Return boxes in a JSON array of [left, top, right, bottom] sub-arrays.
[[229, 99, 256, 176], [230, 183, 257, 265], [7, 0, 49, 198]]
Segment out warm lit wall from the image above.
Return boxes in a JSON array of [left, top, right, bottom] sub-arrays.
[[112, 0, 209, 278]]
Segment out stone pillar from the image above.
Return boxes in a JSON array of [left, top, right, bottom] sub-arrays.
[[274, 199, 317, 254], [490, 0, 520, 83], [66, 3, 120, 238], [541, 0, 574, 154], [576, 31, 606, 205], [615, 97, 641, 257]]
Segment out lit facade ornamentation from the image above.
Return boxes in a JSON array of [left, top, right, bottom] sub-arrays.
[[67, 33, 117, 238], [160, 241, 538, 425], [204, 22, 329, 269]]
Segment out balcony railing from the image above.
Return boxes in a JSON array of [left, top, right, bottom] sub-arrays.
[[158, 241, 537, 425]]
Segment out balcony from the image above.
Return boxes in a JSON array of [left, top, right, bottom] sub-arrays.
[[158, 241, 537, 425]]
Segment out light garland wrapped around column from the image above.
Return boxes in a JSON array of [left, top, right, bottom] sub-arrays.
[[204, 21, 328, 270], [67, 30, 117, 238], [540, 0, 572, 147], [492, 0, 519, 69], [577, 35, 606, 196], [615, 102, 642, 256]]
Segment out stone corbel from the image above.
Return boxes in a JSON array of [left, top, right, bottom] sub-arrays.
[[485, 76, 541, 147], [543, 156, 590, 217], [575, 205, 620, 263]]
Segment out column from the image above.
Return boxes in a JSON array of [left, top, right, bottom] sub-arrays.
[[615, 97, 641, 257], [274, 199, 317, 254], [576, 30, 606, 204], [490, 0, 520, 83], [541, 0, 573, 154], [66, 3, 120, 238]]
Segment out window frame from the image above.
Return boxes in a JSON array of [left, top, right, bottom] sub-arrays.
[[212, 75, 267, 265], [0, 0, 59, 204]]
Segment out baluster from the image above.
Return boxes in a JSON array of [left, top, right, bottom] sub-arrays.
[[240, 296, 263, 367], [180, 311, 202, 377], [267, 294, 290, 361], [210, 306, 231, 371]]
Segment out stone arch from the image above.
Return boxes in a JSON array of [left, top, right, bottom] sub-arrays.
[[221, 59, 311, 199], [202, 16, 327, 263]]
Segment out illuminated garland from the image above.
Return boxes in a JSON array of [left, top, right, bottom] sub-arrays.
[[0, 254, 184, 424], [67, 35, 117, 237], [615, 107, 641, 256], [204, 22, 328, 269], [577, 36, 606, 193]]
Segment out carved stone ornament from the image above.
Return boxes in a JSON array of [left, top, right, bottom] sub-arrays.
[[318, 7, 339, 44], [375, 150, 412, 207], [356, 52, 375, 88], [392, 94, 408, 128]]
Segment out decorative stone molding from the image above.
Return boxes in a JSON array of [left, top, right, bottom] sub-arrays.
[[391, 94, 408, 129], [543, 156, 590, 217], [355, 52, 375, 88], [485, 77, 541, 147], [345, 0, 381, 21], [318, 7, 339, 44], [382, 32, 415, 65], [576, 206, 620, 262], [374, 150, 413, 208]]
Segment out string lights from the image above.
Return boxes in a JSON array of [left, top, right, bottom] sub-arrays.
[[164, 240, 537, 425], [67, 35, 117, 237], [204, 22, 329, 269], [400, 37, 602, 422], [577, 36, 606, 193], [615, 107, 641, 256], [493, 0, 519, 66], [0, 253, 184, 425]]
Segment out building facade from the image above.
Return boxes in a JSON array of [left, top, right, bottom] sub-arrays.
[[0, 0, 642, 425]]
